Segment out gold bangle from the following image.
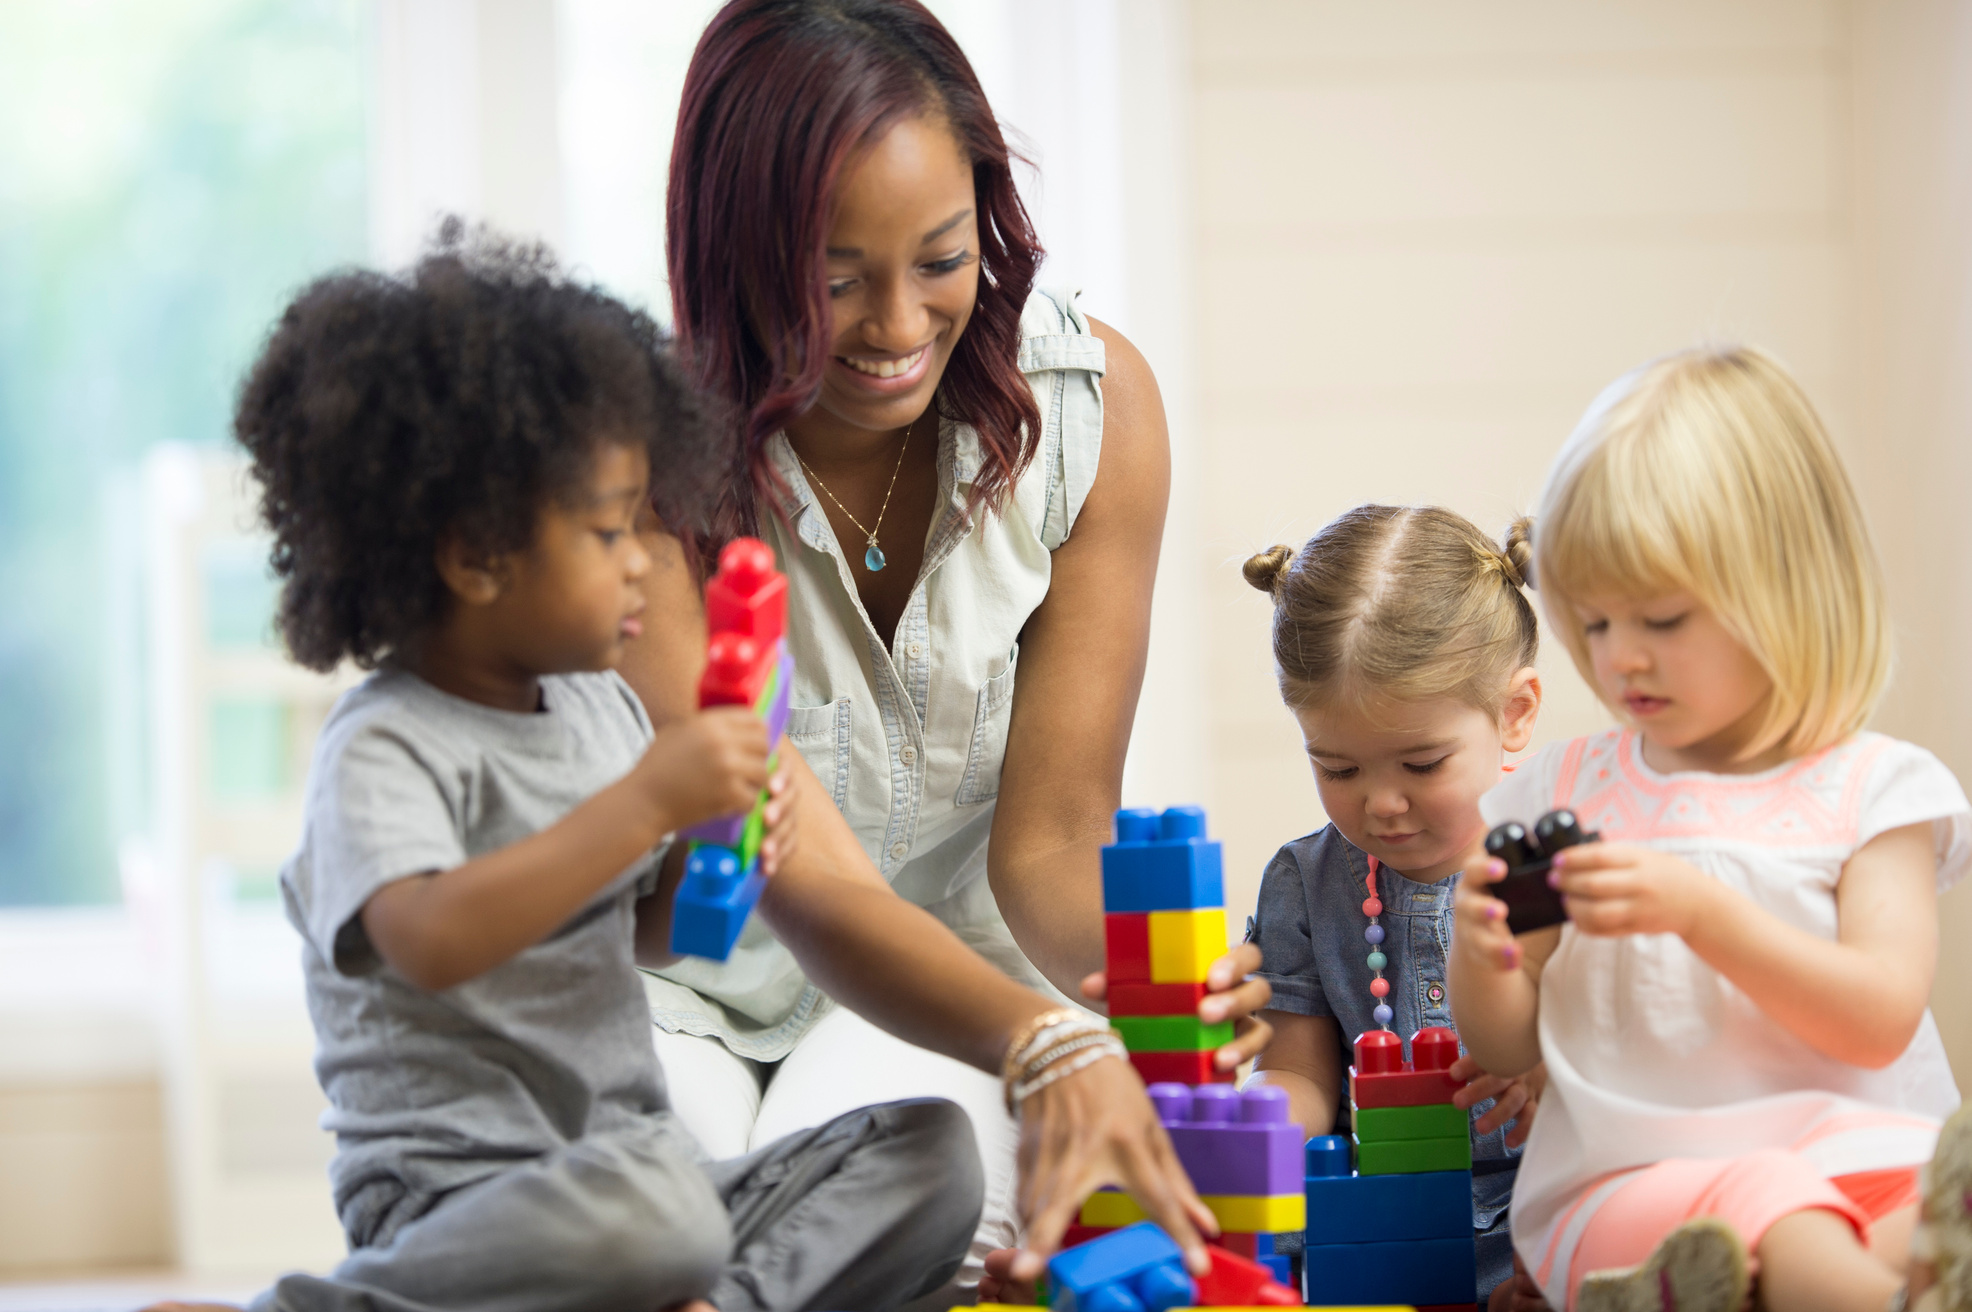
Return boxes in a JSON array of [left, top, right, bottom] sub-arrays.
[[1000, 1007, 1087, 1083]]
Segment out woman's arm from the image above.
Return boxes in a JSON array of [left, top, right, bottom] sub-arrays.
[[1449, 853, 1559, 1078], [986, 317, 1168, 993], [1553, 822, 1939, 1068], [1246, 1012, 1345, 1136]]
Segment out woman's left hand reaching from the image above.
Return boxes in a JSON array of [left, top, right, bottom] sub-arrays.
[[1080, 940, 1275, 1074]]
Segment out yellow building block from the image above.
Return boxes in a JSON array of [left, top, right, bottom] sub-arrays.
[[1148, 908, 1227, 983], [1079, 1188, 1303, 1234]]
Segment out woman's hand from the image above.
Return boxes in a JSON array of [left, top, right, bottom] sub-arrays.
[[1080, 941, 1274, 1074], [1550, 843, 1717, 940], [1453, 853, 1524, 971], [1449, 1055, 1544, 1149], [755, 745, 799, 876], [1006, 1053, 1219, 1286]]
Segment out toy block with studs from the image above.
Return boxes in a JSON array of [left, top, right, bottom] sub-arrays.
[[1101, 805, 1225, 912], [1481, 808, 1599, 934], [1109, 982, 1212, 1017], [1302, 1236, 1476, 1308], [1347, 1027, 1463, 1110], [1046, 1221, 1196, 1312], [1113, 1015, 1237, 1053], [671, 538, 791, 961], [1149, 1084, 1304, 1197]]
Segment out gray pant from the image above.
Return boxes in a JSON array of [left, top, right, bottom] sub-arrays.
[[254, 1098, 983, 1312]]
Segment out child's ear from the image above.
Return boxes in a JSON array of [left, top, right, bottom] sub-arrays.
[[1499, 666, 1543, 753], [434, 533, 508, 607]]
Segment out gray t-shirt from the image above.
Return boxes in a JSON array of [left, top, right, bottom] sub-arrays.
[[281, 667, 694, 1244]]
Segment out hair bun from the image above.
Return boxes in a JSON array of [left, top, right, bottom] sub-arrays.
[[1501, 517, 1535, 589], [1243, 544, 1295, 595]]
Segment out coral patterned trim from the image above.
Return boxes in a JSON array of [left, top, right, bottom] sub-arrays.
[[1549, 730, 1891, 849]]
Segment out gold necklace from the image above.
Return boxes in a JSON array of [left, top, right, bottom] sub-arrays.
[[796, 422, 912, 573]]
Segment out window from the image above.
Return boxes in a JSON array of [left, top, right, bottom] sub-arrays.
[[0, 0, 368, 905]]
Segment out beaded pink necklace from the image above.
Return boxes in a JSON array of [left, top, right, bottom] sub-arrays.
[[1363, 854, 1392, 1029]]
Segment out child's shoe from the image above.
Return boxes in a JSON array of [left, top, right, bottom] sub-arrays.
[[1576, 1217, 1750, 1312], [1913, 1101, 1972, 1312]]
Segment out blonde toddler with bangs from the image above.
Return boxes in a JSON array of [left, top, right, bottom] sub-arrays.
[[1449, 345, 1972, 1312]]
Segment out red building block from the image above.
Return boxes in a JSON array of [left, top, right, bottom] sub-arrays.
[[705, 537, 786, 649], [1129, 1050, 1234, 1085], [1195, 1244, 1301, 1306], [1108, 981, 1210, 1017], [699, 632, 778, 708], [1064, 1223, 1116, 1249], [1349, 1025, 1463, 1109], [1106, 913, 1151, 983]]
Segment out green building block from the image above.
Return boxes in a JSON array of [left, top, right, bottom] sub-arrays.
[[1111, 1014, 1236, 1051], [1354, 1102, 1469, 1143], [1355, 1133, 1473, 1176]]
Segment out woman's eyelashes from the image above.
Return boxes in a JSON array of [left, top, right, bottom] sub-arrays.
[[826, 250, 972, 298]]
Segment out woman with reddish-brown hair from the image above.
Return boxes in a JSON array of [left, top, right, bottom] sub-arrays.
[[615, 0, 1275, 1297]]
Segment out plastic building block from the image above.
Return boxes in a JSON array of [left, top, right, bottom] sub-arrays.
[[1080, 1191, 1304, 1235], [1354, 1135, 1473, 1176], [1149, 1083, 1303, 1197], [1348, 1027, 1462, 1109], [1101, 806, 1226, 912], [1149, 908, 1228, 983], [1130, 1050, 1234, 1086], [704, 537, 787, 649], [1066, 1223, 1117, 1248], [1304, 1166, 1471, 1244], [1303, 1235, 1475, 1307], [1048, 1221, 1196, 1312], [1107, 914, 1153, 984], [699, 630, 778, 708], [1482, 808, 1598, 934], [1114, 1015, 1236, 1052], [1260, 1256, 1295, 1288], [1109, 982, 1211, 1017], [1193, 1243, 1301, 1306], [669, 848, 767, 960], [1353, 1103, 1468, 1143]]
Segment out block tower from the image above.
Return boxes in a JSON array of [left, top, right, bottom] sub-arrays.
[[670, 537, 793, 960], [1077, 1084, 1307, 1289], [1301, 1027, 1476, 1310], [1101, 806, 1234, 1086]]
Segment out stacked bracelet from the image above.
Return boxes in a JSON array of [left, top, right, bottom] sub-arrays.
[[1001, 1008, 1126, 1112]]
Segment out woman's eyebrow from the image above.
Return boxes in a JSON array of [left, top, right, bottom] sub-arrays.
[[922, 207, 972, 242]]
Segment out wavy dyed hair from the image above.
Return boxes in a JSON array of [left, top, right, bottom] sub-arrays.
[[668, 0, 1044, 542]]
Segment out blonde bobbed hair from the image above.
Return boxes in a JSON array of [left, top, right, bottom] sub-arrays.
[[1533, 344, 1890, 759], [1244, 505, 1538, 716]]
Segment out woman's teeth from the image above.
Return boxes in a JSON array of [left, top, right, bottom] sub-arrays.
[[842, 348, 925, 378]]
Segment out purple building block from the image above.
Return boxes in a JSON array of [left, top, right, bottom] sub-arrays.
[[1149, 1082, 1304, 1198], [682, 651, 795, 848]]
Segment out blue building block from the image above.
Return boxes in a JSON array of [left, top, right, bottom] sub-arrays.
[[1303, 1235, 1476, 1307], [1304, 1168, 1472, 1244], [1101, 807, 1225, 913], [1261, 1253, 1293, 1287], [1048, 1222, 1196, 1312], [669, 846, 766, 960]]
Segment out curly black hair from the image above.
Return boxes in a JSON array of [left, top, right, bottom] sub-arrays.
[[235, 223, 724, 672]]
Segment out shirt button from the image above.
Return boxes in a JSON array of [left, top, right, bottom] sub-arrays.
[[890, 842, 908, 860], [907, 641, 924, 659], [900, 745, 917, 765]]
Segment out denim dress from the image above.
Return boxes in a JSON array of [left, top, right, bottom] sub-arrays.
[[1249, 825, 1520, 1299]]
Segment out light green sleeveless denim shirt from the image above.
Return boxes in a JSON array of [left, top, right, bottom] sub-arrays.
[[642, 288, 1106, 1059]]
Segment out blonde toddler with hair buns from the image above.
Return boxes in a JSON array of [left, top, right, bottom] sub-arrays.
[[1449, 345, 1972, 1312], [1240, 504, 1549, 1303]]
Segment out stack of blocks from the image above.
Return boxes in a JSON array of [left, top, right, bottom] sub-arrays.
[[1078, 1085, 1306, 1288], [1301, 1027, 1476, 1310], [669, 538, 794, 961], [1101, 806, 1234, 1087]]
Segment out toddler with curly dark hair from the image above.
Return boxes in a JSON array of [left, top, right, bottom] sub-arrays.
[[156, 229, 985, 1312]]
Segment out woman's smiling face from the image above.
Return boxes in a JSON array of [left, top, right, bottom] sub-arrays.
[[809, 112, 980, 437]]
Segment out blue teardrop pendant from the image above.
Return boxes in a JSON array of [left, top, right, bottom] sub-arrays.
[[864, 539, 887, 572]]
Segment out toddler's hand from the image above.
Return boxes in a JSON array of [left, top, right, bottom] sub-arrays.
[[635, 707, 770, 834], [1450, 1054, 1544, 1149], [755, 744, 800, 876], [1453, 852, 1523, 971], [1550, 843, 1714, 940]]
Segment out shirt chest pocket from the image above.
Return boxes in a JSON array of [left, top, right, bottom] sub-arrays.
[[955, 645, 1019, 806], [786, 699, 851, 811]]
